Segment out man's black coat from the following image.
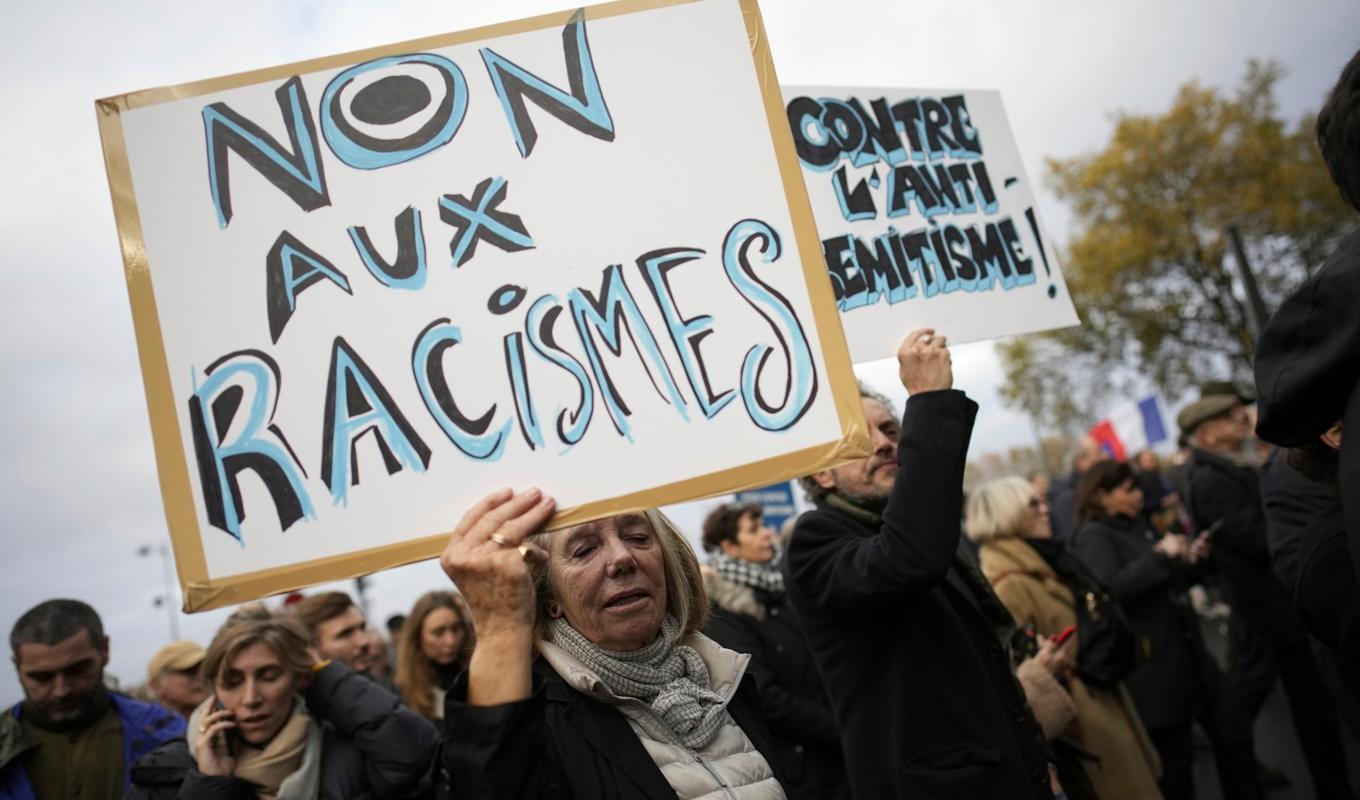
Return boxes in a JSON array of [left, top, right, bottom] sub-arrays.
[[1189, 448, 1304, 644], [784, 390, 1052, 800], [1259, 448, 1340, 591]]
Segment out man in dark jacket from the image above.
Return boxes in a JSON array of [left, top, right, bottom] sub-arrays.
[[1, 599, 185, 800], [1181, 397, 1349, 798], [1259, 448, 1360, 732], [1255, 44, 1360, 672], [700, 502, 847, 800], [1048, 438, 1103, 543], [785, 329, 1053, 800]]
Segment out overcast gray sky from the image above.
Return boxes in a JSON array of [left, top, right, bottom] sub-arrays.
[[1, 0, 1356, 705]]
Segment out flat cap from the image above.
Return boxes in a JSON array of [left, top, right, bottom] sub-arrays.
[[147, 640, 205, 681], [1199, 380, 1255, 404], [1177, 394, 1241, 435]]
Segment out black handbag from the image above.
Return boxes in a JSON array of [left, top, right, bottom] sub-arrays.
[[1070, 573, 1140, 687]]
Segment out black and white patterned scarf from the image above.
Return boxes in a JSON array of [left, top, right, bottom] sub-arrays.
[[549, 616, 728, 749], [709, 550, 785, 597]]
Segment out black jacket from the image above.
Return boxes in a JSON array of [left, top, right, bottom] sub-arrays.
[[1072, 514, 1208, 729], [784, 390, 1052, 800], [1047, 471, 1081, 543], [701, 570, 848, 800], [1254, 228, 1360, 595], [124, 662, 439, 799], [1259, 448, 1341, 591], [1295, 508, 1360, 678], [1189, 448, 1305, 644], [438, 657, 785, 799]]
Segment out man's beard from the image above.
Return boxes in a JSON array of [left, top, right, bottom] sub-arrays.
[[837, 487, 890, 513], [834, 456, 895, 511], [836, 465, 892, 512], [25, 682, 112, 733]]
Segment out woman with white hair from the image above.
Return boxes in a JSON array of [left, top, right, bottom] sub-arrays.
[[437, 488, 787, 799], [967, 476, 1162, 800]]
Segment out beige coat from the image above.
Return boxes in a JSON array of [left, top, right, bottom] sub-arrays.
[[981, 536, 1164, 800]]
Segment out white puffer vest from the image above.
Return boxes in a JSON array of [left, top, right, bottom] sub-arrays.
[[539, 631, 786, 800]]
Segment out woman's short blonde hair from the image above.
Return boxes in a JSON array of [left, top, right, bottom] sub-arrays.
[[964, 476, 1035, 543], [527, 509, 708, 644], [203, 603, 313, 688]]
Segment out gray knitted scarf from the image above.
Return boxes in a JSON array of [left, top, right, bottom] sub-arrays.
[[709, 551, 785, 597], [549, 616, 727, 749]]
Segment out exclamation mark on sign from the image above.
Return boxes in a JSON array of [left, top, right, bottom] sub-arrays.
[[1023, 206, 1057, 298]]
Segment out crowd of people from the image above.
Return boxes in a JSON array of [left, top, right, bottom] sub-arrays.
[[3, 45, 1358, 800]]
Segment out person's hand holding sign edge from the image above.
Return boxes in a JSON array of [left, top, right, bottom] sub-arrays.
[[439, 487, 554, 707]]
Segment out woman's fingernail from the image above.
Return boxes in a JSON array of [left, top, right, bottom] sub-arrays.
[[525, 487, 541, 500]]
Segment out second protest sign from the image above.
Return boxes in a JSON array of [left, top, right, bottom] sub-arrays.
[[786, 85, 1080, 363]]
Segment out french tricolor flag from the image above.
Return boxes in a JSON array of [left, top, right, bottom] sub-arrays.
[[1089, 394, 1170, 461]]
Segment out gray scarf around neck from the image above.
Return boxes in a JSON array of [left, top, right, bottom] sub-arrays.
[[709, 550, 784, 597], [549, 616, 727, 749]]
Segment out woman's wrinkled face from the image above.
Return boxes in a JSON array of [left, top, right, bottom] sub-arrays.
[[721, 511, 775, 563], [549, 514, 667, 652], [1099, 479, 1143, 519], [419, 606, 465, 667], [1023, 494, 1052, 540], [215, 642, 300, 746]]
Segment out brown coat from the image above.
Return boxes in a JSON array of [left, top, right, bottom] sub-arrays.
[[981, 536, 1163, 800]]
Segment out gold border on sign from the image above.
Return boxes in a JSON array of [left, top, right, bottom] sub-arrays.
[[97, 0, 870, 613], [96, 97, 212, 601]]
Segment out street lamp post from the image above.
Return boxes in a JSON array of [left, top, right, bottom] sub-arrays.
[[138, 543, 179, 641]]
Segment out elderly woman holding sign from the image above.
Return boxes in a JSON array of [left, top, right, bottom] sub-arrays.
[[437, 490, 788, 799]]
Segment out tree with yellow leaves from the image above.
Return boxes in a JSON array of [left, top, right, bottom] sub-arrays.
[[1000, 62, 1355, 431]]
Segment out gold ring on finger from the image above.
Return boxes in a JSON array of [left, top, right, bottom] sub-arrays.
[[517, 543, 533, 561], [489, 533, 513, 547]]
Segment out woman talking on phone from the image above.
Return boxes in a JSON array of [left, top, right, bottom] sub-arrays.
[[124, 603, 439, 799], [967, 476, 1162, 800]]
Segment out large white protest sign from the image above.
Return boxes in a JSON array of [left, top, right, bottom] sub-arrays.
[[785, 86, 1080, 363], [97, 0, 867, 611]]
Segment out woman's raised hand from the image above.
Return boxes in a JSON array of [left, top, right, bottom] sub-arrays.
[[440, 488, 555, 638], [193, 707, 237, 777]]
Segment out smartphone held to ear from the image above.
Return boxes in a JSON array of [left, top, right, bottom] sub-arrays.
[[211, 696, 240, 756]]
